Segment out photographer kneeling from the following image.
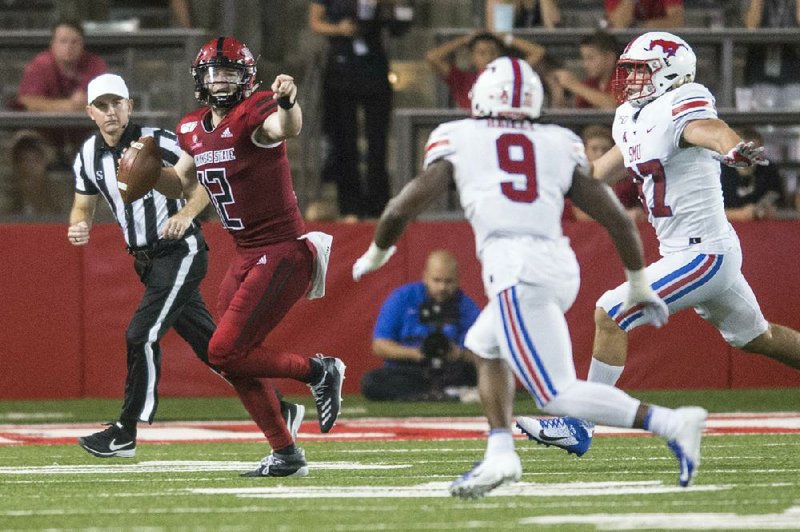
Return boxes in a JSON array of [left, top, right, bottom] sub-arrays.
[[361, 250, 480, 401]]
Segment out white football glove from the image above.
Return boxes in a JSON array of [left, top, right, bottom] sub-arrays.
[[713, 140, 769, 168], [623, 269, 669, 328], [352, 242, 397, 281]]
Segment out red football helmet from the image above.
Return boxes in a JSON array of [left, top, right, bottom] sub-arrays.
[[192, 36, 257, 108]]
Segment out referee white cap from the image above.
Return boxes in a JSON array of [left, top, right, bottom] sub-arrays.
[[87, 73, 130, 105]]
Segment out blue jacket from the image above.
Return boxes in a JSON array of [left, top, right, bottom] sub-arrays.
[[372, 281, 480, 367]]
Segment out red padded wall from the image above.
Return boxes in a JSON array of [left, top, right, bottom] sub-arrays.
[[1, 220, 798, 399], [0, 225, 84, 398]]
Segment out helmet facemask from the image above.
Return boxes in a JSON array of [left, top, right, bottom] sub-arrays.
[[194, 64, 254, 108], [612, 60, 660, 107]]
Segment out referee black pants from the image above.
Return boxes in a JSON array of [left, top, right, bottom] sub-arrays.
[[120, 231, 216, 425]]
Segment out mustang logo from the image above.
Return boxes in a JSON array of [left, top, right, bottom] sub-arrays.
[[646, 39, 686, 58]]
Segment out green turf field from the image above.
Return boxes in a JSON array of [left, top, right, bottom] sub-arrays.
[[1, 389, 799, 530]]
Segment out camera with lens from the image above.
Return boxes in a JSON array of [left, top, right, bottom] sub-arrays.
[[418, 296, 460, 370]]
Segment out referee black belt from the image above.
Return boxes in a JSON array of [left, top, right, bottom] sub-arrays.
[[127, 226, 199, 260]]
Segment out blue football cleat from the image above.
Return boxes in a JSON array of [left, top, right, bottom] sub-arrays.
[[516, 416, 593, 457]]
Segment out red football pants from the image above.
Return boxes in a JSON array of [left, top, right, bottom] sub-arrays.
[[209, 238, 316, 450]]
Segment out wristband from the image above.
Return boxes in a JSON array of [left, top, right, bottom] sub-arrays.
[[277, 96, 295, 110], [503, 33, 514, 47]]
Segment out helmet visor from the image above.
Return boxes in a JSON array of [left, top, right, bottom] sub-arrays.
[[202, 66, 246, 86]]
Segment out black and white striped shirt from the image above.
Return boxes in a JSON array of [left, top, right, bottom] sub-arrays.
[[73, 124, 194, 249]]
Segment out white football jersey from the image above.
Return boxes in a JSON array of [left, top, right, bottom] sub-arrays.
[[613, 82, 738, 255], [424, 118, 588, 296]]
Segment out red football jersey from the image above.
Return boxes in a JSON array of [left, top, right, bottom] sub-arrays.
[[176, 92, 305, 248]]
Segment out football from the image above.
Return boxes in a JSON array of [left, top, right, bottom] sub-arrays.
[[117, 136, 161, 204]]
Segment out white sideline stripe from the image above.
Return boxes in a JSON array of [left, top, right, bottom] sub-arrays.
[[519, 505, 800, 530], [0, 460, 408, 475], [188, 480, 729, 499], [0, 412, 72, 421], [0, 427, 395, 441], [2, 413, 800, 445]]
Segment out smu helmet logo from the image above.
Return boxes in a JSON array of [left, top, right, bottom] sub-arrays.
[[646, 39, 686, 58]]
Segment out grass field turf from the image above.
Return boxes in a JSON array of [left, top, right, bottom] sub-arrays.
[[1, 389, 799, 531]]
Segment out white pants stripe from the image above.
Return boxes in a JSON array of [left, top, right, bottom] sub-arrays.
[[139, 235, 199, 422]]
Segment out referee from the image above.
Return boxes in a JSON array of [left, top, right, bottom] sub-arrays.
[[69, 74, 216, 458]]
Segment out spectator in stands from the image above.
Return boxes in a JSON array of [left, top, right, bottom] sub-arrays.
[[15, 20, 107, 114], [1, 131, 61, 220], [308, 0, 412, 219], [426, 31, 549, 110], [565, 125, 644, 222], [485, 0, 561, 30], [9, 18, 108, 211], [742, 0, 800, 100], [604, 0, 685, 29], [721, 127, 788, 221], [360, 250, 480, 401], [552, 31, 619, 110]]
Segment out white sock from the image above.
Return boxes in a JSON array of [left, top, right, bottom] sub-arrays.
[[643, 405, 679, 439], [542, 380, 639, 428], [587, 357, 624, 386], [485, 428, 514, 457]]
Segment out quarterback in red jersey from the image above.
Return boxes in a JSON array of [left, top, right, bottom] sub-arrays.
[[162, 36, 345, 478]]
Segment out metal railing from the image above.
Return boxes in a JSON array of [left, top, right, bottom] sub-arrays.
[[433, 27, 800, 110], [393, 108, 800, 195], [0, 28, 208, 122], [0, 111, 174, 130]]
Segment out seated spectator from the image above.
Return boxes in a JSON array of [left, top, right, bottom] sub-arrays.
[[604, 0, 685, 29], [565, 125, 644, 222], [721, 128, 788, 221], [485, 0, 561, 30], [10, 18, 108, 184], [426, 31, 546, 110], [1, 131, 62, 220], [361, 250, 480, 401], [15, 19, 108, 114], [552, 31, 619, 109]]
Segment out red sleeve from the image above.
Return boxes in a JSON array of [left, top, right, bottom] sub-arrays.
[[664, 0, 684, 7], [244, 91, 279, 131]]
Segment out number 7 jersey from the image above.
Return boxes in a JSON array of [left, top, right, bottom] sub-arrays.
[[425, 118, 588, 254], [612, 82, 735, 255]]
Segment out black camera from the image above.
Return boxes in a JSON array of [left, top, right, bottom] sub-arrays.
[[418, 296, 460, 328], [418, 296, 460, 364]]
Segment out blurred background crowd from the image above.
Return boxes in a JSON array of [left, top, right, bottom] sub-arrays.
[[0, 0, 798, 224]]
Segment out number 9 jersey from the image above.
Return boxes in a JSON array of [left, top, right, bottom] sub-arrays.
[[424, 118, 589, 297]]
